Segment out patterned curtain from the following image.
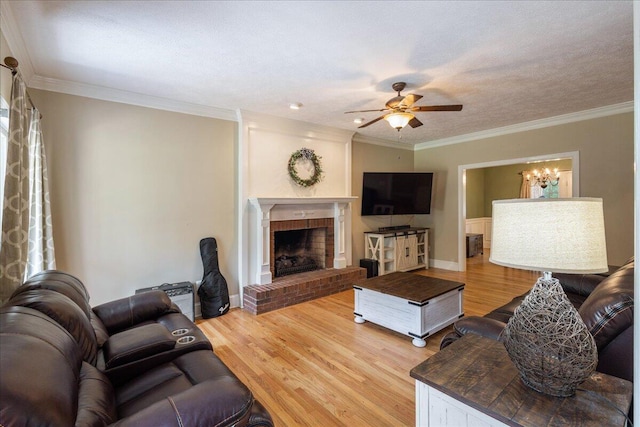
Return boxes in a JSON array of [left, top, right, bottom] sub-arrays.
[[0, 74, 30, 301], [519, 170, 531, 198], [0, 74, 55, 302], [26, 108, 55, 277]]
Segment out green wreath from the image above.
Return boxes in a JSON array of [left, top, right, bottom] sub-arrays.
[[288, 148, 323, 187]]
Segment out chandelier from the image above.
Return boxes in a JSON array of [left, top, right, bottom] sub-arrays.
[[527, 168, 559, 188]]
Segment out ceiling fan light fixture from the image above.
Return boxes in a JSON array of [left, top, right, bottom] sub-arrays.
[[384, 111, 414, 130]]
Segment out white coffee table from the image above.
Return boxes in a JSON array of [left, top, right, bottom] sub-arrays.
[[354, 272, 464, 347]]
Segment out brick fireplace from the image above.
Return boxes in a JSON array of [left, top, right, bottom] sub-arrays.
[[243, 197, 364, 314], [271, 218, 334, 278]]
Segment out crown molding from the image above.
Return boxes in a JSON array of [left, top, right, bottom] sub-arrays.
[[414, 101, 634, 151], [352, 133, 415, 151], [0, 2, 36, 82], [28, 75, 238, 121], [238, 109, 355, 143]]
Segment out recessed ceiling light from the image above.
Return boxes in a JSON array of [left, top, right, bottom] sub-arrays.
[[354, 118, 364, 124], [289, 102, 303, 110]]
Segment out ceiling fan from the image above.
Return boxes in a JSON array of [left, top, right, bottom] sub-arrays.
[[345, 82, 463, 131]]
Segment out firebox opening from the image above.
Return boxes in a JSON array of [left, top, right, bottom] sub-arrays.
[[274, 228, 326, 278]]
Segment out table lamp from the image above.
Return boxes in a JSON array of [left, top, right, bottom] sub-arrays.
[[490, 198, 608, 397]]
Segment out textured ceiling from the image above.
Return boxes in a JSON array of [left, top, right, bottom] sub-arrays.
[[1, 1, 634, 147]]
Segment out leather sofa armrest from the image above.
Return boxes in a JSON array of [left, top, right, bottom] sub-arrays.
[[91, 311, 110, 347], [453, 316, 507, 341], [440, 317, 507, 350], [440, 331, 462, 350], [578, 266, 634, 350], [92, 291, 179, 334], [111, 378, 272, 427], [554, 273, 605, 297], [248, 399, 275, 427], [103, 323, 176, 370]]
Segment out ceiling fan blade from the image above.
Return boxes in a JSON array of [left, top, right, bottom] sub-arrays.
[[408, 117, 423, 128], [412, 104, 463, 112], [385, 95, 405, 109], [358, 115, 385, 128], [344, 108, 389, 114], [398, 93, 423, 108]]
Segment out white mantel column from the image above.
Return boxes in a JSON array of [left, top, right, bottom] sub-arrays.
[[254, 203, 274, 285], [333, 202, 352, 268]]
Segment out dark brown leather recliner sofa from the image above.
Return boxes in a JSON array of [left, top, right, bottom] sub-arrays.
[[0, 270, 274, 426], [441, 257, 634, 419]]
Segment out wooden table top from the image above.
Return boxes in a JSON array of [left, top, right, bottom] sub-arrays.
[[410, 334, 633, 427], [354, 272, 464, 304]]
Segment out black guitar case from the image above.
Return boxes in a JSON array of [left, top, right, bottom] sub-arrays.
[[197, 237, 230, 318]]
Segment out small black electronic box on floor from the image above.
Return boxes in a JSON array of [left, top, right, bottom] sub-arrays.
[[136, 282, 195, 321], [360, 259, 379, 278]]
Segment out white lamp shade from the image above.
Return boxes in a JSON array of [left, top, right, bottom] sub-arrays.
[[489, 198, 608, 274], [384, 112, 413, 129]]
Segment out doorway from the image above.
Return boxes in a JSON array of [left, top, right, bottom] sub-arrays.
[[457, 151, 580, 271]]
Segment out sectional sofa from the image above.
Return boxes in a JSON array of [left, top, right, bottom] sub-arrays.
[[0, 270, 273, 426]]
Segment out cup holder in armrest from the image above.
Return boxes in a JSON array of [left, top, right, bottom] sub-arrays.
[[176, 335, 196, 345], [171, 328, 190, 336]]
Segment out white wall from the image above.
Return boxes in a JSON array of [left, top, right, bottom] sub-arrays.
[[241, 111, 353, 198], [237, 111, 354, 291]]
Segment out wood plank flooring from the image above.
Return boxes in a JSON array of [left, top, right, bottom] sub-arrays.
[[197, 252, 538, 426]]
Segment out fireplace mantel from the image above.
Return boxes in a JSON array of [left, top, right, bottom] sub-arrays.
[[249, 196, 357, 206], [247, 196, 357, 285]]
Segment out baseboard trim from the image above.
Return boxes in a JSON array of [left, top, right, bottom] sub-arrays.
[[229, 294, 240, 309], [430, 259, 460, 271]]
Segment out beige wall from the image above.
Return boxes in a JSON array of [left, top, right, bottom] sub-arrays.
[[415, 112, 634, 267], [4, 56, 633, 301], [351, 141, 414, 263], [30, 89, 237, 305]]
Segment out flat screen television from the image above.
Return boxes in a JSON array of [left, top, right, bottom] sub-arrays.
[[361, 172, 434, 216]]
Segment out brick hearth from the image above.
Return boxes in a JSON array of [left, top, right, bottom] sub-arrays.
[[243, 267, 366, 315]]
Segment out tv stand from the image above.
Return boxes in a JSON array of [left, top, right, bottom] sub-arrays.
[[378, 225, 411, 232], [364, 228, 429, 275]]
